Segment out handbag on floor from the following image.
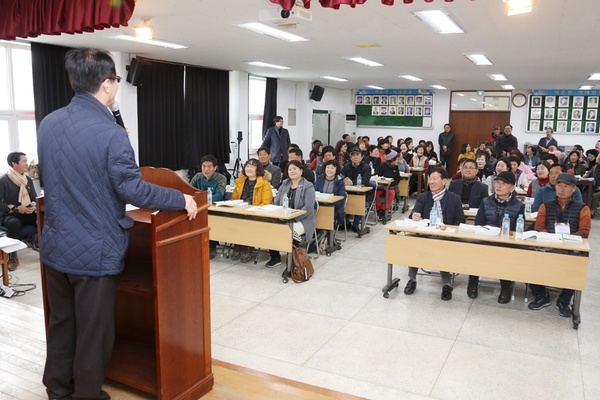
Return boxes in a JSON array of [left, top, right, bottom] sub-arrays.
[[291, 245, 314, 283]]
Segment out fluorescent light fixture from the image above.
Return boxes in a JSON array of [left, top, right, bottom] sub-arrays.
[[580, 85, 594, 90], [456, 93, 465, 96], [246, 61, 290, 70], [111, 35, 188, 49], [429, 84, 447, 90], [505, 0, 534, 16], [345, 57, 383, 67], [488, 74, 507, 81], [236, 22, 308, 42], [366, 85, 385, 90], [501, 84, 515, 89], [588, 73, 600, 80], [321, 76, 348, 82], [470, 98, 478, 102], [412, 10, 464, 34], [465, 54, 492, 66], [400, 75, 423, 82]]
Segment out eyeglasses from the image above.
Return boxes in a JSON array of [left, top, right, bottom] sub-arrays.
[[462, 166, 477, 170], [109, 76, 122, 83]]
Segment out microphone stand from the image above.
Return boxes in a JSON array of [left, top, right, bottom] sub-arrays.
[[232, 131, 243, 179]]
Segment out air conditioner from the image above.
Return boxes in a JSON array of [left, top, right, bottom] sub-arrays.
[[258, 7, 312, 26]]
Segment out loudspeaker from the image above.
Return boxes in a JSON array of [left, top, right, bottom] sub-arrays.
[[126, 58, 152, 86], [310, 85, 325, 101]]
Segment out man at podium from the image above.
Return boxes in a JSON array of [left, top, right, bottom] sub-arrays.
[[37, 47, 198, 400]]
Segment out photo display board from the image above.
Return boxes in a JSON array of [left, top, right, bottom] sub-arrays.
[[355, 89, 434, 128], [528, 89, 600, 134]]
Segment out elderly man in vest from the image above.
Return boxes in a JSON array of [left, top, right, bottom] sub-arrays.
[[472, 171, 525, 302], [528, 173, 591, 317]]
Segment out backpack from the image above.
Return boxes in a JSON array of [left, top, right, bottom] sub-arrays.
[[291, 245, 314, 283]]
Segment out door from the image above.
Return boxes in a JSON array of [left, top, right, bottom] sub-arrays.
[[447, 111, 510, 174]]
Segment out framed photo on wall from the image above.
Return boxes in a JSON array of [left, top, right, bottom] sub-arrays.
[[397, 106, 405, 116], [529, 120, 540, 131], [415, 106, 423, 116], [543, 120, 554, 130], [389, 95, 397, 105], [544, 96, 555, 107], [557, 121, 567, 132], [585, 122, 596, 133], [572, 108, 583, 120], [587, 109, 597, 120], [531, 108, 541, 119], [571, 121, 581, 133], [531, 96, 542, 107], [371, 106, 379, 116], [406, 106, 414, 116], [557, 108, 568, 120], [573, 96, 584, 107], [544, 108, 555, 119], [588, 96, 599, 108], [406, 95, 414, 105], [355, 95, 363, 105], [372, 95, 380, 105], [380, 106, 388, 115], [364, 95, 372, 105], [380, 95, 388, 105], [424, 95, 433, 105], [397, 96, 405, 105], [424, 106, 432, 116], [389, 106, 396, 115], [558, 96, 570, 107], [415, 95, 423, 105]]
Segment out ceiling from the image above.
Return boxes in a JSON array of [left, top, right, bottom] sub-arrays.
[[27, 0, 600, 92]]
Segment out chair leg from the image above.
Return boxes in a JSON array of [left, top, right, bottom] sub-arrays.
[[334, 222, 347, 242], [253, 248, 261, 264]]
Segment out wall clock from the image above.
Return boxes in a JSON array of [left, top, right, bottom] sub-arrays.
[[512, 93, 527, 108]]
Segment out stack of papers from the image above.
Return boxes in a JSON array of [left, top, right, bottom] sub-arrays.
[[246, 204, 282, 212], [395, 218, 429, 227], [214, 200, 246, 207], [315, 192, 334, 199], [522, 231, 562, 242], [0, 237, 27, 253]]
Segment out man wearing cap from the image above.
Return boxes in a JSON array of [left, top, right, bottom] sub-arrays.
[[374, 149, 402, 222], [487, 125, 502, 145], [528, 173, 591, 317], [342, 147, 371, 232], [470, 171, 525, 302], [532, 164, 583, 212], [537, 127, 558, 154], [406, 167, 465, 301]]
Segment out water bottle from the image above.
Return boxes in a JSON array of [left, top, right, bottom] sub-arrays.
[[282, 195, 289, 215], [528, 159, 533, 168], [430, 205, 438, 227], [516, 214, 524, 240], [207, 187, 212, 205], [369, 161, 374, 174], [501, 213, 510, 239], [524, 198, 532, 216], [436, 206, 443, 228], [356, 174, 362, 187]]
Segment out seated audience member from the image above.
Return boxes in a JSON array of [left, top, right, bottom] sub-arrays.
[[267, 160, 316, 267], [231, 159, 274, 263], [365, 145, 382, 171], [546, 144, 564, 162], [457, 143, 476, 163], [573, 144, 589, 164], [451, 158, 468, 181], [409, 145, 430, 169], [526, 161, 551, 197], [258, 146, 282, 189], [309, 140, 323, 163], [399, 143, 412, 164], [590, 163, 600, 217], [342, 147, 372, 233], [362, 136, 370, 146], [396, 138, 404, 148], [485, 145, 497, 170], [541, 152, 559, 165], [528, 173, 591, 317], [508, 156, 530, 190], [508, 148, 535, 181], [309, 145, 335, 176], [314, 160, 346, 227], [334, 140, 349, 166], [564, 150, 586, 176], [405, 167, 465, 301], [0, 152, 38, 271], [448, 159, 489, 208], [284, 148, 315, 183], [471, 171, 525, 302], [532, 163, 583, 212], [475, 151, 494, 181], [424, 141, 439, 163], [524, 145, 540, 168], [375, 150, 402, 222], [357, 139, 369, 159], [377, 138, 390, 163], [537, 127, 558, 154], [190, 155, 227, 259], [585, 149, 598, 172], [486, 157, 510, 195]]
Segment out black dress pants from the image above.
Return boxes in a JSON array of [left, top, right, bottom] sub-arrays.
[[43, 266, 118, 400]]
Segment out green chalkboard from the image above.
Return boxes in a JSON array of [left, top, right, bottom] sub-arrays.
[[355, 105, 427, 128]]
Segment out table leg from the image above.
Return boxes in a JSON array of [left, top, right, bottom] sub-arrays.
[[382, 263, 400, 298], [572, 290, 582, 329]]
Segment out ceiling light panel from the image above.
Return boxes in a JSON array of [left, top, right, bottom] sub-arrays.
[[111, 35, 188, 49], [588, 73, 600, 81], [246, 61, 290, 70], [322, 76, 348, 82], [366, 85, 385, 90], [400, 75, 423, 82], [236, 23, 308, 42], [345, 57, 383, 67], [488, 74, 507, 81], [465, 54, 492, 66], [412, 10, 465, 34], [501, 85, 515, 89], [429, 85, 447, 90]]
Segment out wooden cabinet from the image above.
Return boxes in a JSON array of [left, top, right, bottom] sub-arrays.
[[39, 167, 213, 399]]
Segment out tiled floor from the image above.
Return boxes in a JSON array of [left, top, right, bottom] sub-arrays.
[[6, 208, 600, 400]]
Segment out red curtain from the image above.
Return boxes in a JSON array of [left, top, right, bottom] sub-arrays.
[[271, 0, 456, 10], [0, 0, 136, 40]]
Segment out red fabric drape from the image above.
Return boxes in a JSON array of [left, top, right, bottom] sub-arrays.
[[0, 0, 136, 40], [271, 0, 456, 10]]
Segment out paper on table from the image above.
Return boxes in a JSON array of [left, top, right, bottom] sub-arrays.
[[247, 204, 282, 212], [474, 225, 501, 236], [315, 192, 334, 198], [458, 223, 476, 231], [395, 218, 429, 227], [0, 237, 27, 253], [416, 225, 455, 233], [215, 200, 246, 207], [522, 231, 563, 242]]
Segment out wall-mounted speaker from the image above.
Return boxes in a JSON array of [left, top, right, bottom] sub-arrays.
[[310, 85, 325, 101], [126, 58, 152, 86]]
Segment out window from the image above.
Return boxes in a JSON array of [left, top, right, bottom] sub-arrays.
[[0, 42, 36, 161], [248, 76, 266, 152]]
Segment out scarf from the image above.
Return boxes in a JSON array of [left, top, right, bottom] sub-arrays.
[[7, 168, 31, 206], [431, 188, 446, 223]]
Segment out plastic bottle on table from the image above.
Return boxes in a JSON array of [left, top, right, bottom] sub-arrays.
[[501, 213, 510, 239], [430, 205, 438, 227], [282, 195, 289, 215], [207, 187, 212, 205], [356, 174, 362, 187], [516, 214, 524, 240]]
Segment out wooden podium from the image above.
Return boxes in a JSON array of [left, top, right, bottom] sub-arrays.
[[39, 167, 213, 399]]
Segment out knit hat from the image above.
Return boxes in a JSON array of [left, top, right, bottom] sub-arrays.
[[385, 150, 398, 161]]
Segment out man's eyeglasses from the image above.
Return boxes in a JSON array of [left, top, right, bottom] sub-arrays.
[[109, 76, 122, 83]]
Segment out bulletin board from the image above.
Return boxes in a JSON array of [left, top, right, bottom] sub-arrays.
[[527, 89, 600, 134], [354, 89, 434, 128]]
